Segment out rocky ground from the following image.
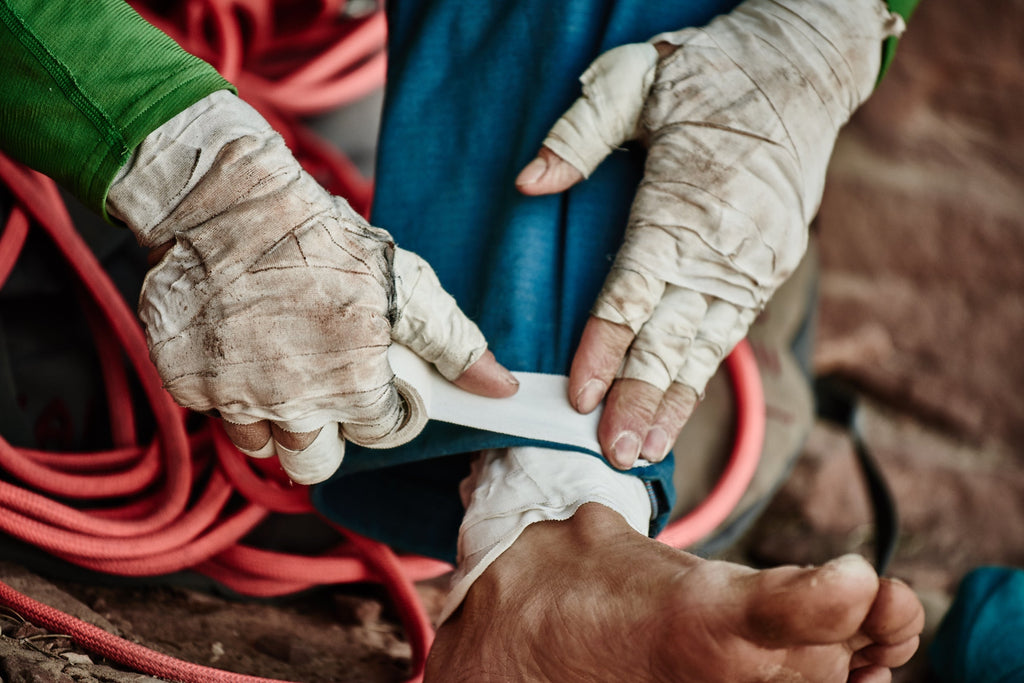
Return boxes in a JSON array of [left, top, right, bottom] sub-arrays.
[[2, 0, 1022, 681]]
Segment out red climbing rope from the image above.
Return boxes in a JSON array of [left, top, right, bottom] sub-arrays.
[[656, 340, 765, 549], [0, 1, 765, 682], [0, 152, 439, 682], [0, 579, 303, 683], [0, 2, 441, 680]]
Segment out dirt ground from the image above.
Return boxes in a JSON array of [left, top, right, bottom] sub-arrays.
[[0, 560, 423, 682], [2, 1, 1022, 681]]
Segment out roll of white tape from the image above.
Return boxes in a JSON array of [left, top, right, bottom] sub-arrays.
[[368, 344, 605, 456]]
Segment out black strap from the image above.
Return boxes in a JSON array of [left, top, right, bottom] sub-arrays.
[[814, 377, 899, 575]]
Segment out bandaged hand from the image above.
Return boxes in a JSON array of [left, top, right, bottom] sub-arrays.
[[517, 0, 904, 469], [109, 91, 517, 484]]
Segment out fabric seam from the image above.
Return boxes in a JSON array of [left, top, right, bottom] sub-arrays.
[[0, 1, 127, 158], [91, 71, 231, 216]]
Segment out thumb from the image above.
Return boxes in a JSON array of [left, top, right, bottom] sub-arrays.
[[391, 248, 518, 397], [519, 41, 659, 195], [515, 147, 584, 196]]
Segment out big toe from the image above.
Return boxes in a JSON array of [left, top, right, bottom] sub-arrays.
[[741, 554, 881, 648]]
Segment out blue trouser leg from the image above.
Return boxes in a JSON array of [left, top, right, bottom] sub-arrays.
[[312, 0, 742, 561]]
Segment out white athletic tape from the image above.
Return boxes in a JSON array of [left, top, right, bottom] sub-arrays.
[[276, 426, 344, 485], [110, 92, 491, 484], [386, 343, 656, 464], [386, 344, 599, 450], [543, 0, 904, 398], [542, 42, 659, 178], [440, 446, 653, 624]]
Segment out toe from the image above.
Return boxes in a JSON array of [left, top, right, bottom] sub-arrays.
[[860, 578, 926, 646], [849, 665, 892, 683], [742, 555, 879, 648], [850, 636, 920, 670]]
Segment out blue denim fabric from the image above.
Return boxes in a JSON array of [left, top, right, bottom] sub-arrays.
[[311, 0, 743, 562]]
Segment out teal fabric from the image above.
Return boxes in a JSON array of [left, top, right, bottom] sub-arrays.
[[0, 0, 232, 219], [930, 567, 1024, 683], [312, 0, 745, 561]]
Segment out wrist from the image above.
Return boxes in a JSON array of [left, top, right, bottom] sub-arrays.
[[106, 90, 278, 246]]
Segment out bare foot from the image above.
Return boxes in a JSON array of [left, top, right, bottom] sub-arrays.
[[426, 503, 923, 682]]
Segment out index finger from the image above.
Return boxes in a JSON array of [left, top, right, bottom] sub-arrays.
[[568, 315, 635, 414], [571, 265, 666, 413]]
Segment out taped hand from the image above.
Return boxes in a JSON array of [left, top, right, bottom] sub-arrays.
[[109, 92, 517, 484], [517, 0, 903, 468]]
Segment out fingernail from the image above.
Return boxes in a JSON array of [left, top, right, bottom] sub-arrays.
[[641, 426, 669, 460], [826, 553, 873, 576], [503, 367, 520, 387], [611, 431, 641, 469], [517, 157, 547, 186], [574, 378, 607, 413]]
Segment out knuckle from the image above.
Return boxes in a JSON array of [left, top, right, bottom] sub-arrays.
[[607, 378, 663, 423], [223, 420, 271, 451], [655, 383, 699, 430], [271, 424, 323, 451], [593, 268, 663, 333]]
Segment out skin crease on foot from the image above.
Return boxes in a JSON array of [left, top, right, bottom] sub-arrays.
[[425, 503, 925, 683]]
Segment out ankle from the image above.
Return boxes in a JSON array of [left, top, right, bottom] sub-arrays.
[[462, 505, 611, 604]]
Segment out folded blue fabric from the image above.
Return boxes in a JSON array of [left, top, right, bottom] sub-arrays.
[[931, 566, 1024, 683]]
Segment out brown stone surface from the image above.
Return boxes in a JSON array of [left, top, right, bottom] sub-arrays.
[[814, 0, 1024, 445], [744, 401, 1024, 682], [748, 403, 1024, 584], [0, 564, 158, 683], [747, 2, 1024, 678]]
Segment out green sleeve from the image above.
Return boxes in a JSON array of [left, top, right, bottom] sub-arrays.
[[879, 0, 921, 81], [0, 0, 235, 221]]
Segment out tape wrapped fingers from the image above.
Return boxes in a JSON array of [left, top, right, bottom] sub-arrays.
[[544, 0, 905, 396], [108, 91, 488, 484]]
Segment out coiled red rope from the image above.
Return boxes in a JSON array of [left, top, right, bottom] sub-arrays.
[[0, 1, 765, 681], [0, 150, 445, 682]]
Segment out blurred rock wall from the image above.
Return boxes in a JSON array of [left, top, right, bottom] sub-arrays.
[[815, 0, 1024, 447]]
